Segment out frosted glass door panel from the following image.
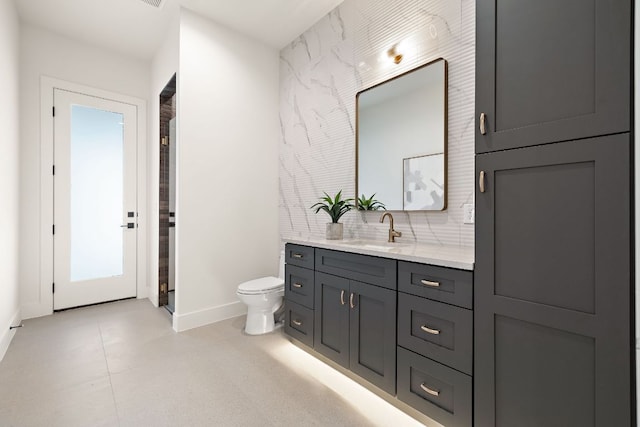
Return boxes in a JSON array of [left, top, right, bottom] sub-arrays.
[[54, 88, 137, 310], [70, 105, 124, 282]]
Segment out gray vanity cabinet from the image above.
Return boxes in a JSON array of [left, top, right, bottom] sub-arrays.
[[284, 244, 315, 348], [285, 243, 476, 422], [476, 0, 630, 153], [475, 135, 631, 426], [313, 249, 397, 394], [396, 261, 474, 427]]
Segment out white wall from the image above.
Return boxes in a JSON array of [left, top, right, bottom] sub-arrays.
[[19, 24, 150, 318], [173, 9, 280, 331], [0, 0, 22, 360], [149, 15, 180, 307]]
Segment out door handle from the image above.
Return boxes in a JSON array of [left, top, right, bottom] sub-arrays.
[[479, 112, 487, 135], [120, 223, 135, 229], [349, 292, 356, 309], [479, 170, 486, 193], [340, 290, 346, 305]]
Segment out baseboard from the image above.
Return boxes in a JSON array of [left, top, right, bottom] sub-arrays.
[[20, 302, 52, 320], [172, 301, 246, 332], [0, 309, 21, 362]]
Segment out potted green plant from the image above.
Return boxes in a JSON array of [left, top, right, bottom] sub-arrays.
[[310, 190, 354, 240], [357, 193, 386, 211]]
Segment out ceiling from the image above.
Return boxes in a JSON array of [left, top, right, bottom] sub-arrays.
[[14, 0, 344, 60]]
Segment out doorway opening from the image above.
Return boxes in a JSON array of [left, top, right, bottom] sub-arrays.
[[159, 75, 176, 313]]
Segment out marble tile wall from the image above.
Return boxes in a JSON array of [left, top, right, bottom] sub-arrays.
[[279, 0, 475, 248]]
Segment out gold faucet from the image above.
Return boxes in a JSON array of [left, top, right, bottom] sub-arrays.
[[380, 212, 402, 243]]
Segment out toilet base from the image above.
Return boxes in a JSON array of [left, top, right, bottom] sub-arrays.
[[244, 300, 282, 335]]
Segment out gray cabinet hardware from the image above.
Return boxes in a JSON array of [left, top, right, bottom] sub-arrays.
[[420, 383, 440, 396], [420, 325, 441, 335], [420, 279, 440, 287]]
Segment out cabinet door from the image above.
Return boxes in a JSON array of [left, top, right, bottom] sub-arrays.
[[475, 135, 631, 426], [476, 0, 629, 153], [314, 272, 350, 368], [349, 281, 396, 395]]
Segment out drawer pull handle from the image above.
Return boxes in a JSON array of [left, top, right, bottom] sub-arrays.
[[350, 292, 356, 309], [479, 112, 487, 135], [420, 279, 440, 288], [340, 290, 346, 305], [292, 253, 304, 259], [292, 319, 302, 326], [421, 325, 441, 335], [292, 283, 303, 288], [420, 383, 440, 397]]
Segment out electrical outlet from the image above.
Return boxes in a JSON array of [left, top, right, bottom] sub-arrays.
[[463, 204, 475, 224]]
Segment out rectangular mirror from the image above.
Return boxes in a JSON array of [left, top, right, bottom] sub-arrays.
[[356, 58, 447, 211]]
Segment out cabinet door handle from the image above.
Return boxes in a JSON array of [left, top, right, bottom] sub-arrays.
[[421, 325, 441, 335], [292, 319, 302, 326], [479, 112, 487, 135], [420, 383, 440, 397], [292, 283, 303, 288], [340, 290, 346, 305], [350, 292, 356, 309], [479, 170, 486, 193], [420, 279, 440, 288], [292, 253, 303, 259]]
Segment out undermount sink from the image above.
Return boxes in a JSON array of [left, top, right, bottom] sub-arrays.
[[342, 239, 410, 252]]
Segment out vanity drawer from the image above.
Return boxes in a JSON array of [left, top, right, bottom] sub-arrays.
[[285, 244, 315, 270], [315, 248, 396, 290], [284, 300, 314, 348], [398, 261, 473, 309], [397, 347, 472, 427], [398, 293, 472, 374], [285, 265, 314, 309]]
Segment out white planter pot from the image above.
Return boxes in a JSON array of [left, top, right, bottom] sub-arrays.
[[326, 223, 344, 240]]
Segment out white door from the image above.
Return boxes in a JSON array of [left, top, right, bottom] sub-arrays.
[[53, 89, 137, 310]]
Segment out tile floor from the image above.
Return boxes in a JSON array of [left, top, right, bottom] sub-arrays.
[[0, 299, 431, 427]]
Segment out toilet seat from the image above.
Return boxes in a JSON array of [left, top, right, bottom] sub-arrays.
[[237, 276, 284, 295]]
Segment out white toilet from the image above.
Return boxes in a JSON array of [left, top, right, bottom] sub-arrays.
[[236, 251, 285, 335]]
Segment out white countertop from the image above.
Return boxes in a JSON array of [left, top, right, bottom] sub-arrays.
[[283, 237, 474, 271]]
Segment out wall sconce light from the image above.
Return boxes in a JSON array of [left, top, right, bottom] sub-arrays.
[[387, 44, 403, 64]]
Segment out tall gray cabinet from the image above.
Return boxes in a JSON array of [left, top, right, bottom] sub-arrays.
[[475, 0, 633, 425]]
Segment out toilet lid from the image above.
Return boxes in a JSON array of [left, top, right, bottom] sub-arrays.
[[237, 277, 284, 294]]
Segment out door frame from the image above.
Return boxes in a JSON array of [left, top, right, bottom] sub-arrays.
[[36, 77, 147, 316]]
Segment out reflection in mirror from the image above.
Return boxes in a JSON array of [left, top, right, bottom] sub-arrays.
[[357, 58, 447, 211]]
